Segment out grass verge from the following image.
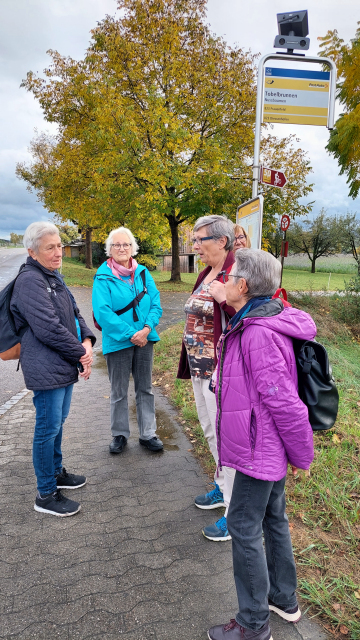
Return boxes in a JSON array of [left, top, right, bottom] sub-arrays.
[[60, 257, 97, 286], [153, 298, 360, 638], [282, 270, 351, 291], [61, 257, 352, 293]]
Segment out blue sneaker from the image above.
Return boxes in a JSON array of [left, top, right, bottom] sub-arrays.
[[202, 516, 231, 541], [195, 482, 225, 510]]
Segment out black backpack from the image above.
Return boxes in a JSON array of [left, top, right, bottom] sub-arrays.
[[293, 338, 339, 431], [272, 290, 339, 431], [0, 265, 50, 360]]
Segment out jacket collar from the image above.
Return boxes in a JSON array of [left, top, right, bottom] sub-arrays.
[[244, 298, 283, 319], [25, 256, 60, 279]]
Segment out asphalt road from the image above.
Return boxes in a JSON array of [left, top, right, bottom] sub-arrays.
[[0, 249, 28, 406], [0, 247, 27, 289]]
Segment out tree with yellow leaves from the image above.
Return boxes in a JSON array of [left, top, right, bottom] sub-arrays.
[[17, 0, 313, 279], [319, 23, 360, 199]]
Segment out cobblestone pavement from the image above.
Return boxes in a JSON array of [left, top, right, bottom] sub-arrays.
[[0, 289, 328, 640]]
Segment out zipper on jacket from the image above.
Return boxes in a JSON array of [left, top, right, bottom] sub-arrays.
[[250, 409, 257, 460], [216, 342, 225, 471], [216, 320, 244, 470]]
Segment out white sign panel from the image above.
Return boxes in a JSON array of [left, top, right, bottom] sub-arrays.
[[263, 67, 330, 126]]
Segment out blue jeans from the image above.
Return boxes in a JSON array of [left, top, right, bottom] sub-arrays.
[[227, 471, 298, 631], [32, 385, 74, 495]]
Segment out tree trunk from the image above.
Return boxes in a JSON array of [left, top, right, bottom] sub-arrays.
[[168, 215, 181, 282], [311, 257, 316, 273], [85, 228, 93, 269]]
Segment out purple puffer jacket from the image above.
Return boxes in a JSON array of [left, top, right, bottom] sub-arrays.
[[215, 299, 316, 481]]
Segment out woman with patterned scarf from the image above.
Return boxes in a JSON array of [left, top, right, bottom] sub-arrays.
[[92, 227, 163, 454]]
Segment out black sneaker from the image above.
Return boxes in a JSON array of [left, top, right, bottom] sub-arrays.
[[208, 619, 272, 640], [139, 436, 163, 451], [56, 467, 86, 489], [268, 600, 301, 623], [34, 490, 81, 517], [109, 435, 127, 454]]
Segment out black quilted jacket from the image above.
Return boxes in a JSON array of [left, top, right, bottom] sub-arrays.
[[10, 257, 96, 391]]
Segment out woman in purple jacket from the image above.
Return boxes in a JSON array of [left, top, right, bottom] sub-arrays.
[[208, 249, 315, 640]]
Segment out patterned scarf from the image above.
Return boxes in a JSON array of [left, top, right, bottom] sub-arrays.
[[107, 257, 138, 285]]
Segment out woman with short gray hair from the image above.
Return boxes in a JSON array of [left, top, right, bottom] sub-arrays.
[[232, 247, 281, 296], [11, 221, 96, 517], [177, 214, 236, 542], [208, 249, 315, 640]]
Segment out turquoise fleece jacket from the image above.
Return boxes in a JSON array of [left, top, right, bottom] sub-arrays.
[[92, 262, 162, 355]]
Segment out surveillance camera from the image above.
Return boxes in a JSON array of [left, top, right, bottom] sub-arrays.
[[274, 34, 310, 51]]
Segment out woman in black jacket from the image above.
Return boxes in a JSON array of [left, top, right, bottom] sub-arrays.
[[11, 222, 96, 518]]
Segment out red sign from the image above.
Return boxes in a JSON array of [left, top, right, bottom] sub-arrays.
[[260, 166, 287, 188], [281, 215, 290, 231], [281, 240, 289, 257]]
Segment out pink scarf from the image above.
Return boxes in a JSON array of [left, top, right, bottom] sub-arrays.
[[107, 257, 138, 284]]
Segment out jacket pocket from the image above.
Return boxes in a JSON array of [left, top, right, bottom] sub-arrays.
[[250, 409, 257, 460]]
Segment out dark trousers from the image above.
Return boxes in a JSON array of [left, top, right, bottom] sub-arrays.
[[105, 342, 156, 440], [227, 471, 298, 630]]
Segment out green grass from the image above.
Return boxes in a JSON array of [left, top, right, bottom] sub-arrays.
[[150, 270, 198, 291], [285, 263, 357, 274], [282, 270, 351, 291], [60, 257, 97, 286], [153, 296, 360, 638], [61, 257, 353, 292]]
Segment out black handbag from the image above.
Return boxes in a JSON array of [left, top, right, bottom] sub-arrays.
[[294, 339, 339, 431]]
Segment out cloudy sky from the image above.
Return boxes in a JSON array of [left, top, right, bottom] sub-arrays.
[[0, 0, 358, 238]]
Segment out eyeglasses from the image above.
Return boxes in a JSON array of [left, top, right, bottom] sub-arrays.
[[191, 235, 215, 245], [218, 271, 239, 284], [111, 243, 131, 250], [234, 234, 246, 241]]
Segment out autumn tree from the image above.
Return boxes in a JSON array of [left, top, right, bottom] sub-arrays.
[[55, 223, 79, 245], [10, 233, 24, 245], [17, 0, 313, 280], [319, 24, 360, 199], [288, 210, 338, 273], [266, 222, 283, 259], [337, 213, 360, 276]]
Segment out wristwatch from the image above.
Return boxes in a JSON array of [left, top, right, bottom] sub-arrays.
[[144, 324, 151, 332]]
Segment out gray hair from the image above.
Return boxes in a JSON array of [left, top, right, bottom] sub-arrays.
[[23, 221, 60, 253], [233, 249, 281, 298], [193, 215, 234, 251], [105, 227, 139, 257]]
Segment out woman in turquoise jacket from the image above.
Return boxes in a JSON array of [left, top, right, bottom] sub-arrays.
[[92, 226, 163, 454]]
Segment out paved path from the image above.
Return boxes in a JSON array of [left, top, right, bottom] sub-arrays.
[[0, 357, 327, 640], [0, 287, 328, 639]]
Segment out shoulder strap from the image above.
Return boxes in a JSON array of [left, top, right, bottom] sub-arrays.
[[272, 288, 292, 308], [115, 268, 148, 322]]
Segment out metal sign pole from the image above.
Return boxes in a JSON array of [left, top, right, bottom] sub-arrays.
[[280, 229, 286, 287]]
